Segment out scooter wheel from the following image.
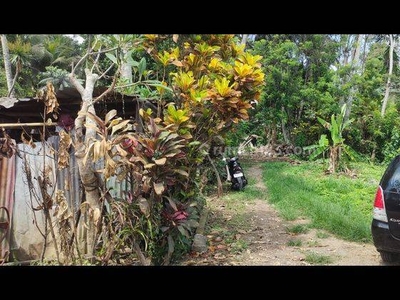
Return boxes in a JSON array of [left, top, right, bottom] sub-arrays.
[[235, 176, 244, 191]]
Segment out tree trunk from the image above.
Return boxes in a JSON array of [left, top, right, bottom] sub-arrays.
[[268, 122, 278, 146], [338, 35, 352, 109], [121, 48, 132, 83], [241, 34, 249, 47], [381, 34, 394, 117], [1, 35, 15, 98], [328, 146, 339, 174], [69, 69, 102, 259], [344, 34, 362, 123], [207, 154, 223, 197], [281, 106, 291, 144], [281, 120, 290, 144]]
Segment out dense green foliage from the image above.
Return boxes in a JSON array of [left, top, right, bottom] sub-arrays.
[[227, 34, 400, 165], [1, 34, 264, 265], [2, 34, 400, 163]]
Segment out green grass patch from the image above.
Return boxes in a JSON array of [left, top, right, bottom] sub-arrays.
[[306, 240, 320, 247], [316, 231, 330, 239], [213, 173, 269, 231], [287, 239, 302, 247], [230, 240, 248, 254], [304, 251, 334, 265], [286, 224, 309, 235], [262, 160, 385, 243]]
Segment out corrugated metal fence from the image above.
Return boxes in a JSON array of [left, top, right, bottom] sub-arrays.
[[0, 155, 15, 263], [1, 134, 129, 262]]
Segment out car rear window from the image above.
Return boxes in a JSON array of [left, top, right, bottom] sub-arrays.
[[381, 155, 400, 192]]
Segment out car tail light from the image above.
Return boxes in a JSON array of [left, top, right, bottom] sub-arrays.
[[373, 186, 388, 222]]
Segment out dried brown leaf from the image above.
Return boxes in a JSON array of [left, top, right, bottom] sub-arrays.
[[138, 197, 150, 217], [154, 157, 166, 165], [153, 182, 165, 195]]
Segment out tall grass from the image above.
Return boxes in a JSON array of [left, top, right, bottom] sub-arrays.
[[261, 160, 385, 243]]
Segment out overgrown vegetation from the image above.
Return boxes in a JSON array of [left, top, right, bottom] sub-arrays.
[[262, 160, 384, 243], [1, 35, 264, 265], [2, 33, 400, 265], [203, 161, 384, 242], [190, 159, 381, 265]]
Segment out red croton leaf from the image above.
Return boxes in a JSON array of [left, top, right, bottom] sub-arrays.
[[172, 211, 188, 221]]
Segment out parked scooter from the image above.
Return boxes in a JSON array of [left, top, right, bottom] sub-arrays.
[[223, 156, 248, 191]]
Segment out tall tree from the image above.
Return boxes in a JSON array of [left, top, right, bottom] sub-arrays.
[[67, 37, 119, 259], [1, 35, 16, 97], [381, 34, 395, 116], [336, 34, 363, 124]]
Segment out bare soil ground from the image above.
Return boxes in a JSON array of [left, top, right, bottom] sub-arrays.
[[177, 160, 396, 266]]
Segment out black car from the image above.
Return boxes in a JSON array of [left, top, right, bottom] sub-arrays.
[[371, 154, 400, 262]]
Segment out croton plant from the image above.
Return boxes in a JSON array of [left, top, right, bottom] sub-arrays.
[[82, 34, 265, 265]]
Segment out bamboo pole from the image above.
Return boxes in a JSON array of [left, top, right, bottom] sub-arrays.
[[0, 122, 56, 128], [0, 159, 7, 206]]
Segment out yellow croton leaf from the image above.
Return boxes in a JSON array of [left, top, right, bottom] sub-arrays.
[[194, 42, 220, 57], [232, 42, 246, 56], [234, 61, 253, 78], [252, 69, 265, 84], [172, 71, 195, 92], [144, 34, 158, 41], [156, 81, 169, 95], [197, 75, 210, 90], [214, 77, 235, 97], [139, 108, 153, 119], [240, 52, 263, 67], [208, 57, 222, 70], [157, 50, 171, 67], [187, 53, 196, 66], [170, 47, 180, 60], [189, 89, 208, 102]]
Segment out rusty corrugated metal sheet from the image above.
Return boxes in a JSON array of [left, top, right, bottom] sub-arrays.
[[0, 154, 15, 262], [106, 175, 130, 201], [12, 141, 58, 260], [10, 136, 82, 261], [48, 135, 81, 214], [3, 132, 132, 261]]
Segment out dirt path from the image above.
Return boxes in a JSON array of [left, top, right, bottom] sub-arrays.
[[177, 162, 391, 266]]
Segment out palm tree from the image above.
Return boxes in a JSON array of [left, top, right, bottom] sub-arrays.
[[4, 35, 83, 96]]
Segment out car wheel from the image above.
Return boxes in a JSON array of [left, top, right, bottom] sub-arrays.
[[380, 251, 400, 263]]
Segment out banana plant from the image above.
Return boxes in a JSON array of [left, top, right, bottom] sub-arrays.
[[304, 104, 357, 173]]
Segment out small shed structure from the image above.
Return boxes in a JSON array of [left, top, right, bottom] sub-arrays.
[[0, 87, 150, 263]]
